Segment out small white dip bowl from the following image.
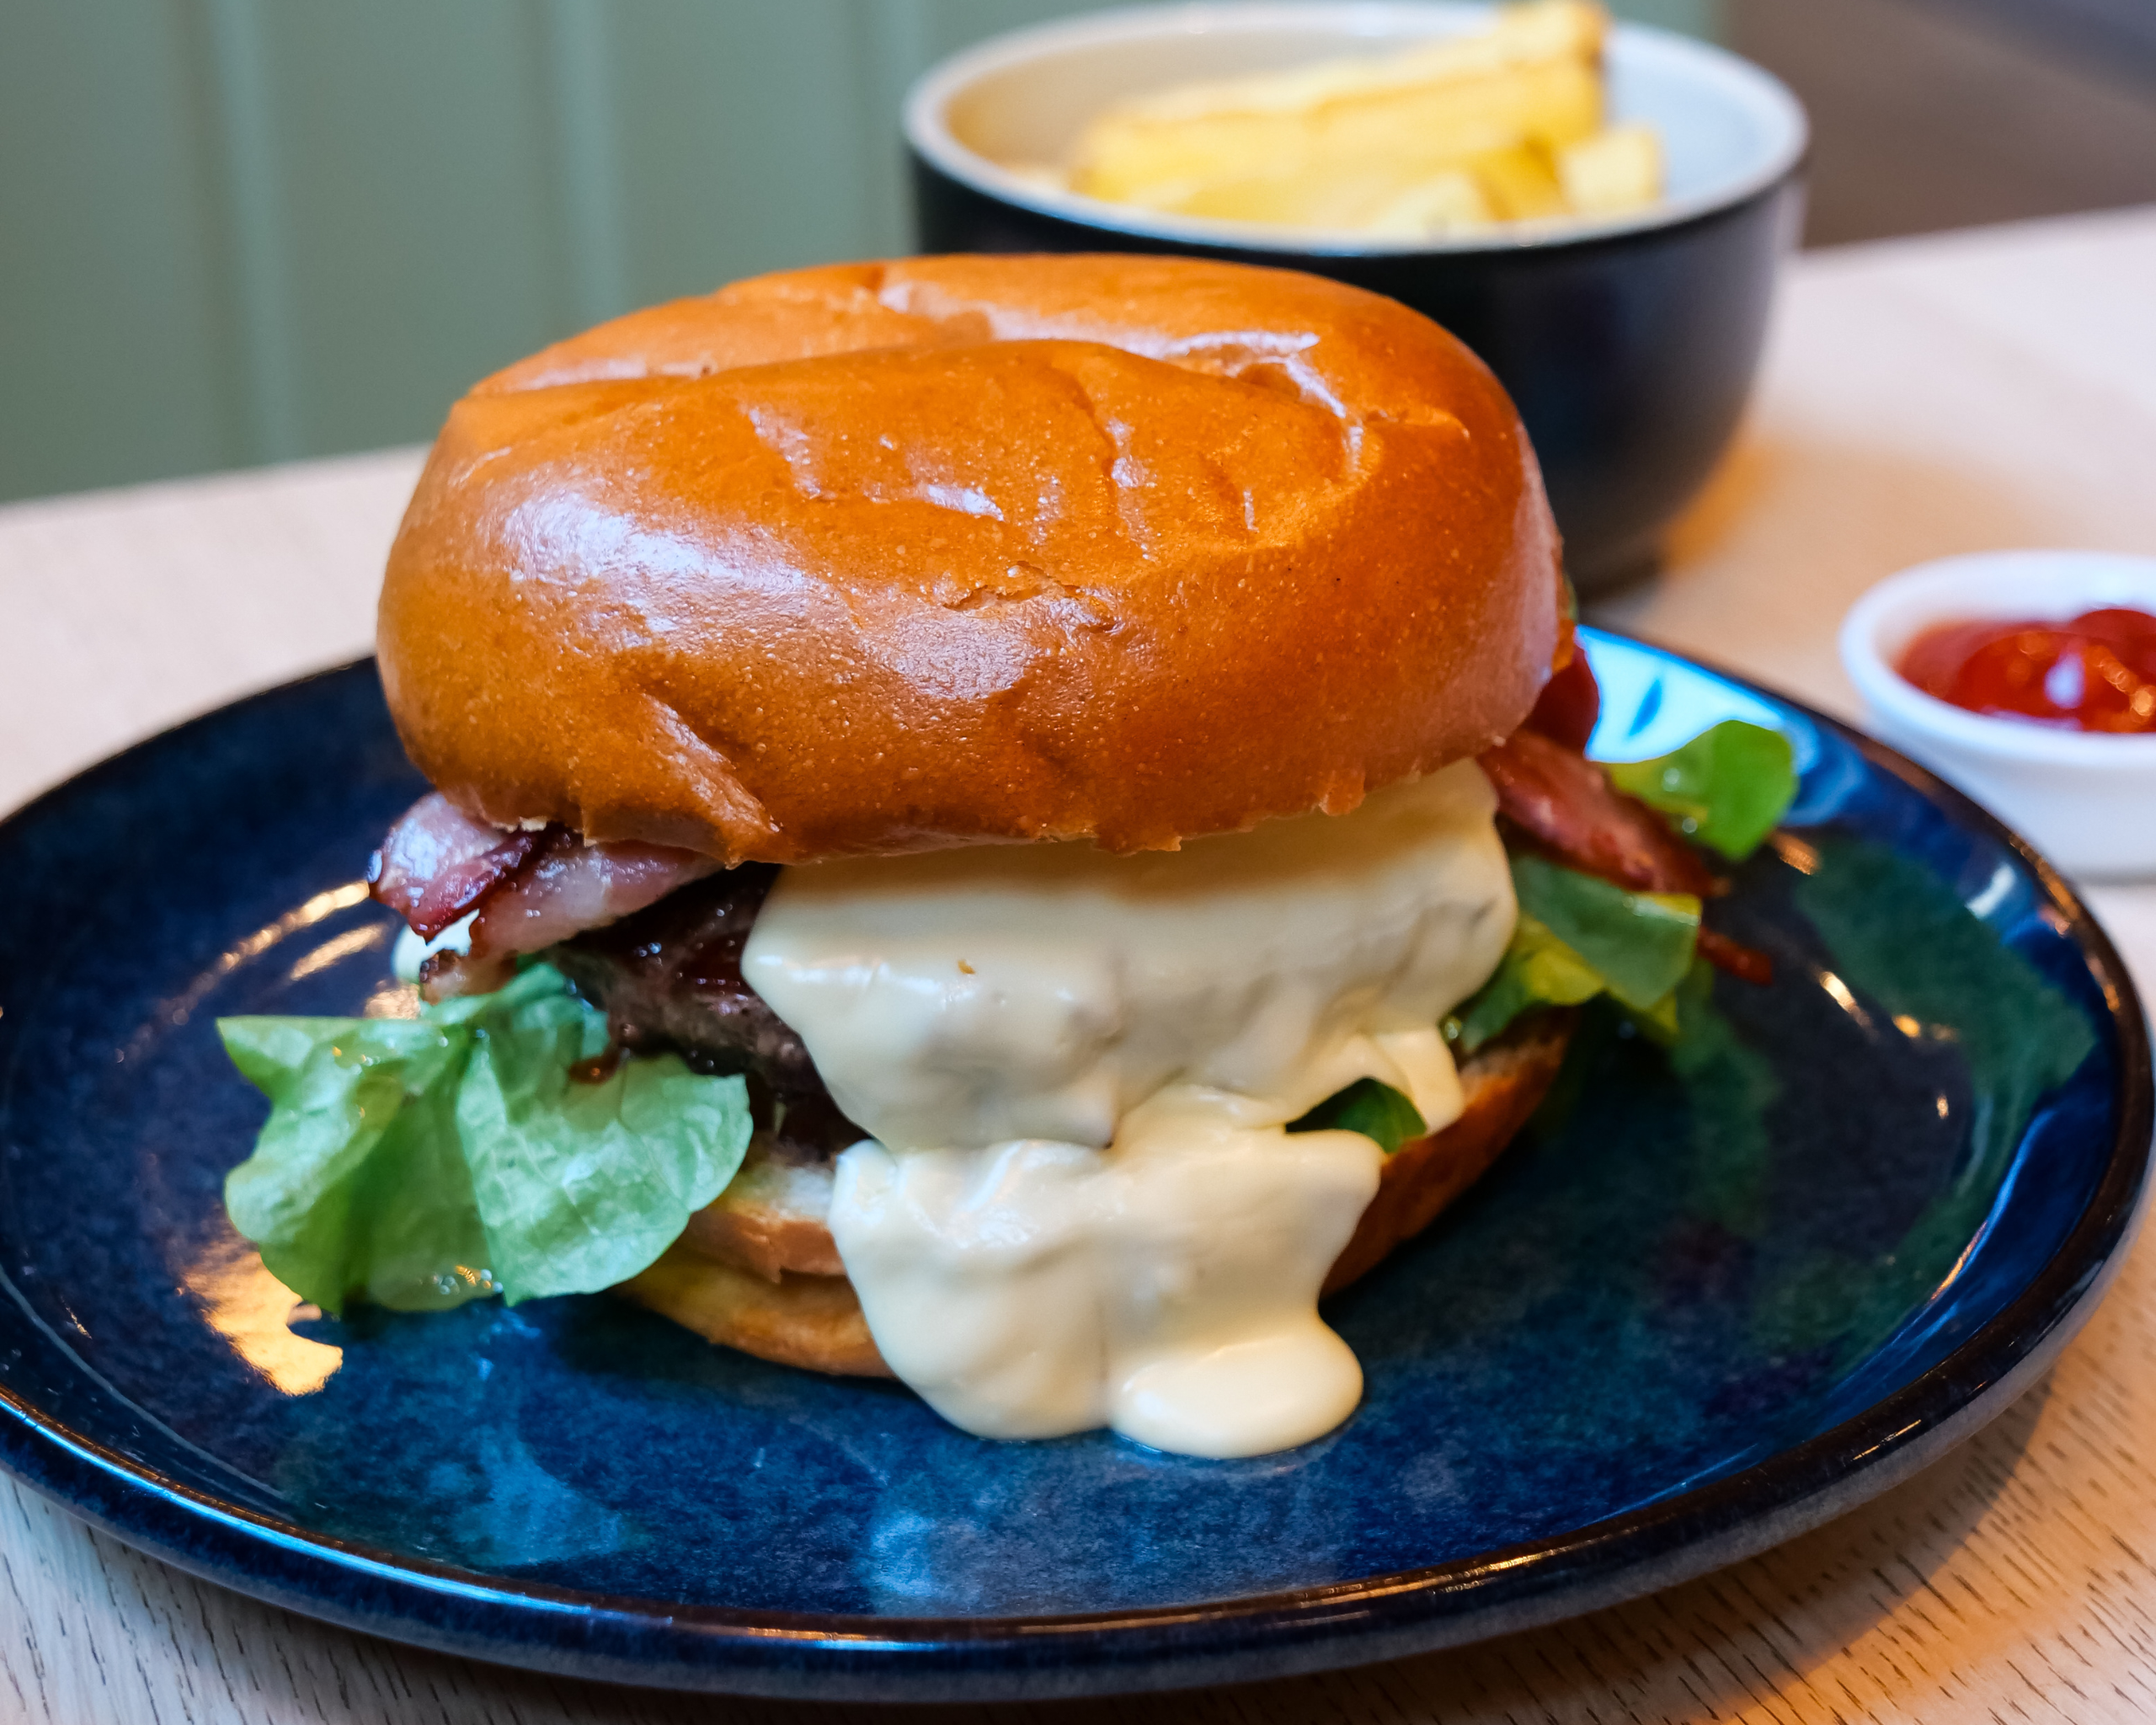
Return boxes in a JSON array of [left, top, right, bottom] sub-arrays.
[[1839, 550, 2156, 880]]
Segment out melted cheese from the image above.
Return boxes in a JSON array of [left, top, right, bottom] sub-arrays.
[[740, 759, 1515, 1456]]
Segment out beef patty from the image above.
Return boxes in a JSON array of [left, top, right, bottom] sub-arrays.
[[547, 867, 862, 1160]]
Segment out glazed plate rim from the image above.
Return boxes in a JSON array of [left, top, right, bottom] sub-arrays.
[[0, 637, 2147, 1701]]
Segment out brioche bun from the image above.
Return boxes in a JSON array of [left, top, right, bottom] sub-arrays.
[[379, 254, 1564, 862], [618, 1012, 1573, 1376]]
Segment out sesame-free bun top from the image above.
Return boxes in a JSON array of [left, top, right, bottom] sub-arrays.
[[378, 254, 1564, 860]]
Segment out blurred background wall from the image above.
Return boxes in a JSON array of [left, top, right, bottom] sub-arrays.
[[1729, 0, 2156, 246], [3, 0, 2153, 506]]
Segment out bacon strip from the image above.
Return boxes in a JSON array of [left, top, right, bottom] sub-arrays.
[[1480, 728, 1775, 985], [1696, 927, 1774, 986], [369, 793, 542, 939], [1481, 729, 1717, 899], [464, 830, 721, 969], [1523, 651, 1602, 753], [369, 792, 724, 999]]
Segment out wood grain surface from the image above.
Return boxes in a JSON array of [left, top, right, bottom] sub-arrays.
[[2, 206, 2154, 1723]]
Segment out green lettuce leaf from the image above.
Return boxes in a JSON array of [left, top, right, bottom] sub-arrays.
[[1512, 854, 1700, 1010], [221, 1015, 492, 1315], [1286, 1077, 1428, 1153], [1451, 914, 1606, 1051], [1453, 857, 1701, 1051], [220, 965, 752, 1316], [456, 978, 753, 1302], [1604, 719, 1797, 862]]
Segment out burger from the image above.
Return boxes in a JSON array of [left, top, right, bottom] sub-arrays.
[[219, 255, 1783, 1460]]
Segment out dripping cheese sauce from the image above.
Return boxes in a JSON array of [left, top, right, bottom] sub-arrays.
[[741, 761, 1516, 1458]]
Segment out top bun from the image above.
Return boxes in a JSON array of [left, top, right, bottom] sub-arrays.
[[378, 254, 1564, 860]]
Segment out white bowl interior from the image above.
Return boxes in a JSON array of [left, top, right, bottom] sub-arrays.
[[909, 2, 1809, 255]]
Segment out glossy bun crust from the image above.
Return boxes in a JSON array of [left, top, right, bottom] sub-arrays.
[[380, 254, 1565, 860]]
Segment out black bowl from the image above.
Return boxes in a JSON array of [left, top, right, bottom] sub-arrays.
[[906, 3, 1807, 590]]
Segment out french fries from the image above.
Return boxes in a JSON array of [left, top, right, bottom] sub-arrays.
[[1056, 0, 1661, 238], [1557, 122, 1662, 216]]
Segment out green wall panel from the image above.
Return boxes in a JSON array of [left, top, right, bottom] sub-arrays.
[[603, 0, 888, 307], [1607, 0, 1721, 37], [227, 0, 575, 455], [0, 0, 1721, 504], [0, 3, 243, 496]]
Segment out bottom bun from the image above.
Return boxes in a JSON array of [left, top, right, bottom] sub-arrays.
[[616, 1011, 1574, 1377], [1322, 1009, 1573, 1295], [620, 1247, 894, 1378]]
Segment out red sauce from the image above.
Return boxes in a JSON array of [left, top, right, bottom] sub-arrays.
[[1897, 607, 2156, 734], [568, 1045, 625, 1086]]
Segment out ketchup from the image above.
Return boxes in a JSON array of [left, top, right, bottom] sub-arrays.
[[1897, 607, 2156, 734]]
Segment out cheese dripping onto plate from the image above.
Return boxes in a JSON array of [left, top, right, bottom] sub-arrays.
[[742, 759, 1515, 1457]]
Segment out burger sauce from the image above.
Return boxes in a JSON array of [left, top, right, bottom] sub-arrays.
[[739, 761, 1516, 1458], [1897, 607, 2156, 734]]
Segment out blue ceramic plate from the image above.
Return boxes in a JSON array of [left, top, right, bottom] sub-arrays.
[[0, 632, 2146, 1701]]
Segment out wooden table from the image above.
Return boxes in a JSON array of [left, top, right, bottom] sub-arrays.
[[3, 206, 2154, 1724]]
